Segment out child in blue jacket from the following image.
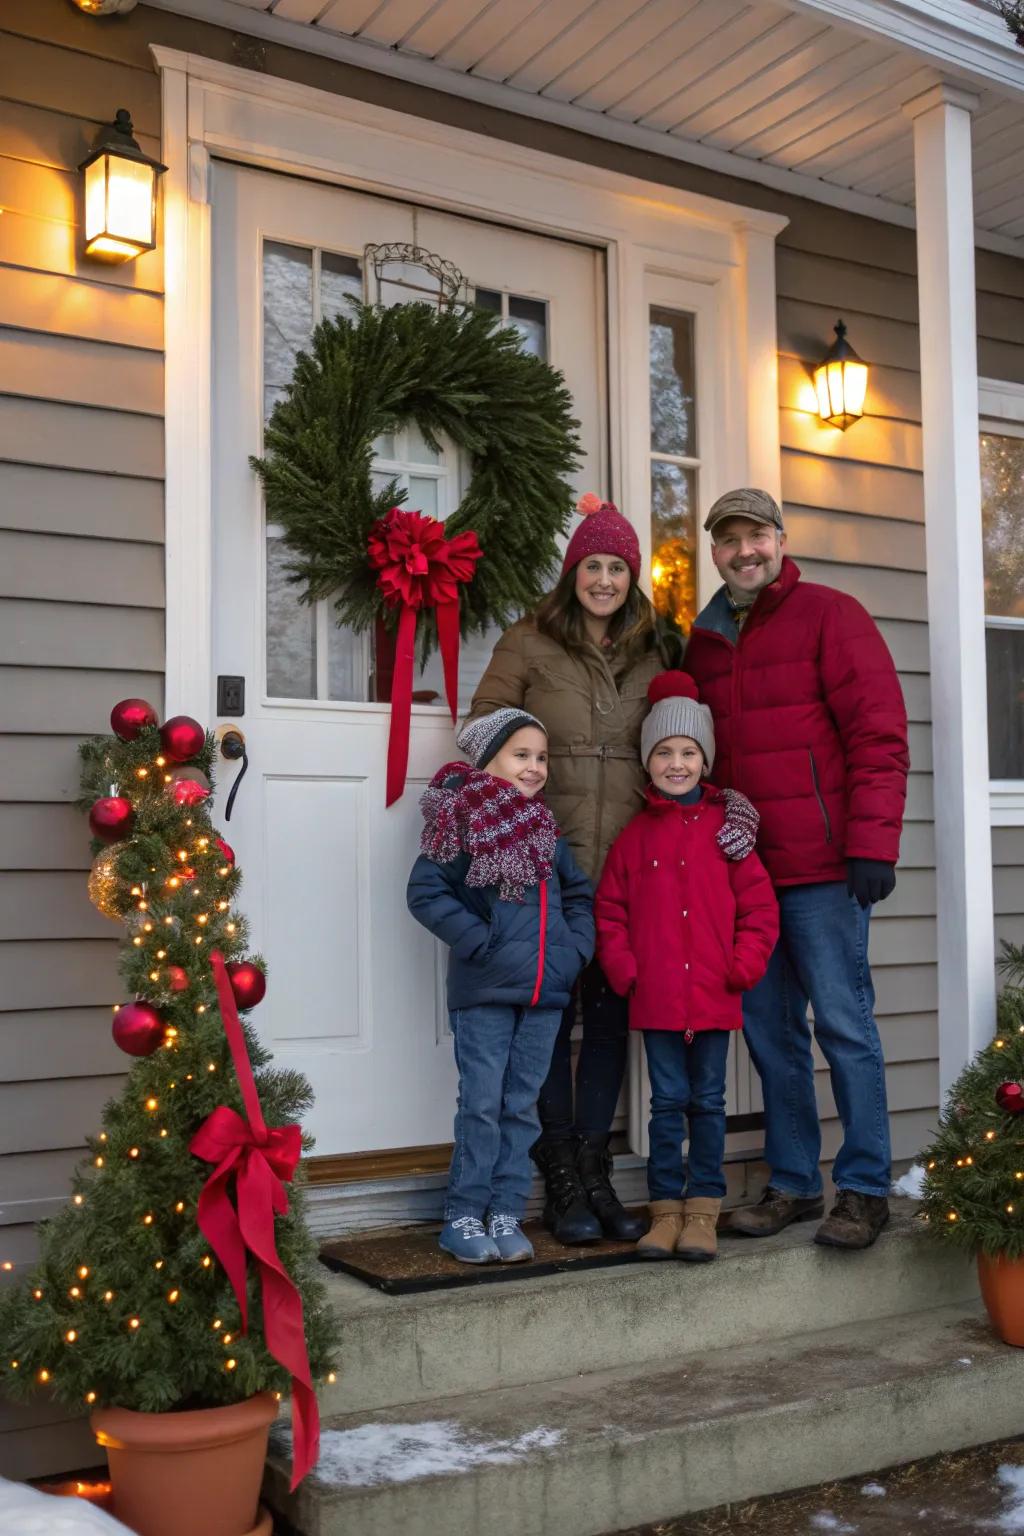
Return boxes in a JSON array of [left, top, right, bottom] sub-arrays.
[[408, 708, 594, 1265]]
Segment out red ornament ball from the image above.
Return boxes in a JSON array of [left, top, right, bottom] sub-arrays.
[[112, 1001, 165, 1057], [89, 796, 135, 844], [167, 771, 211, 808], [165, 966, 189, 993], [996, 1081, 1024, 1115], [160, 715, 206, 763], [215, 837, 235, 867], [226, 961, 266, 1010], [110, 698, 158, 742]]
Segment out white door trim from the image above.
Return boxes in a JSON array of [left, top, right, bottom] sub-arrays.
[[153, 44, 785, 720]]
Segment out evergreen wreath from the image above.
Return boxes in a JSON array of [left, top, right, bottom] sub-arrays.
[[251, 301, 582, 657]]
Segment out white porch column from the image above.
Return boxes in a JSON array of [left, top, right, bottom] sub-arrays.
[[903, 82, 995, 1098]]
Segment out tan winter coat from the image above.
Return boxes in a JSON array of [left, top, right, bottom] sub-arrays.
[[466, 618, 668, 882]]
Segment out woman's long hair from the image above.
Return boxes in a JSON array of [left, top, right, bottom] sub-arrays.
[[535, 564, 663, 665]]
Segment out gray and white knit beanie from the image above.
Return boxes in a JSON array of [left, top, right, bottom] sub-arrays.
[[456, 708, 547, 770], [641, 671, 715, 771]]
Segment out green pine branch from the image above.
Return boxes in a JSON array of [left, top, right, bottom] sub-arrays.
[[919, 979, 1024, 1258]]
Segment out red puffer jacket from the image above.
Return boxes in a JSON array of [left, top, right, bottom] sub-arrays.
[[595, 787, 778, 1034], [685, 559, 909, 888]]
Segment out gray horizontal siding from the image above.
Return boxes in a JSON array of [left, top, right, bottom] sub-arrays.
[[0, 15, 163, 1476]]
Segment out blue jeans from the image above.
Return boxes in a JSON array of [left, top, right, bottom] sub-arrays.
[[742, 881, 891, 1199], [643, 1029, 731, 1200], [537, 961, 629, 1140], [446, 1004, 561, 1220]]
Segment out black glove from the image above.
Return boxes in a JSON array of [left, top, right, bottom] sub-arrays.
[[846, 858, 895, 909]]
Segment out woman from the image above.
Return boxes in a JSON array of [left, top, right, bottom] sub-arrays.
[[466, 496, 757, 1245]]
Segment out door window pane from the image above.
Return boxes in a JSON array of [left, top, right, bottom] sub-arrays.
[[650, 307, 696, 458], [266, 536, 316, 699], [320, 250, 363, 322], [650, 462, 698, 635], [263, 242, 313, 422], [509, 296, 548, 360]]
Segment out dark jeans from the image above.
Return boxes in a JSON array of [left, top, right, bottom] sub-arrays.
[[643, 1028, 731, 1200], [536, 959, 629, 1141], [742, 881, 891, 1199], [446, 1004, 562, 1220]]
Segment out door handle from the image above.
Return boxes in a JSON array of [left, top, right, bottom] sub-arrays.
[[218, 726, 248, 821]]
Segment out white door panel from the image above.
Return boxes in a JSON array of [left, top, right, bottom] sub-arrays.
[[211, 162, 605, 1156]]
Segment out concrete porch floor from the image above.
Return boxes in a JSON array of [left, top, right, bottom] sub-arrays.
[[263, 1201, 1024, 1536]]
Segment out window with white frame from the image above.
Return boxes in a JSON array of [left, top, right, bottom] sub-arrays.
[[979, 380, 1024, 819], [980, 416, 1024, 789], [648, 305, 699, 634]]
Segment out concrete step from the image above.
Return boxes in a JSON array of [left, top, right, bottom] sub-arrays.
[[266, 1299, 1020, 1536], [317, 1199, 977, 1416]]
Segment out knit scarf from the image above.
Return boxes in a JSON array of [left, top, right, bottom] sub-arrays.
[[419, 761, 559, 902]]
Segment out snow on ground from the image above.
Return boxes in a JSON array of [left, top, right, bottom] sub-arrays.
[[859, 1482, 886, 1497], [274, 1419, 564, 1488], [0, 1477, 133, 1536], [809, 1514, 857, 1533], [892, 1164, 926, 1198], [989, 1465, 1024, 1532]]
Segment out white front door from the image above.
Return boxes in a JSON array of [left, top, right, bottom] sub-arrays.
[[210, 163, 605, 1157]]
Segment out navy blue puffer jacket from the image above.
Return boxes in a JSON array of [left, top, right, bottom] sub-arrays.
[[407, 839, 595, 1010]]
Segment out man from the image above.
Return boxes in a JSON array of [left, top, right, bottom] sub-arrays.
[[685, 488, 909, 1250]]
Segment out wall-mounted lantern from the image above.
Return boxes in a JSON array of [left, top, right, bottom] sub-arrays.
[[79, 109, 166, 262], [814, 319, 868, 430]]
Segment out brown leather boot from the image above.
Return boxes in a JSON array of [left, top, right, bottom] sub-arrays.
[[814, 1190, 890, 1250], [676, 1197, 721, 1262], [728, 1186, 825, 1237], [636, 1200, 684, 1259]]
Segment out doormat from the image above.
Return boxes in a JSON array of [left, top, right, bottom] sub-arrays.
[[319, 1219, 646, 1294]]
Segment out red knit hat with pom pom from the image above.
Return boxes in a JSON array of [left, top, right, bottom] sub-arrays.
[[641, 670, 715, 771], [562, 493, 641, 580]]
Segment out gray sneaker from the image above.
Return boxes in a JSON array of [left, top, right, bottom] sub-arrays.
[[439, 1216, 500, 1264], [486, 1213, 534, 1263]]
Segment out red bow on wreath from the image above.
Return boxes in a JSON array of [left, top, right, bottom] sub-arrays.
[[368, 506, 482, 806], [189, 952, 319, 1490]]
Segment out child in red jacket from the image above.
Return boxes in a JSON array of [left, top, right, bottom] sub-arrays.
[[595, 673, 778, 1261]]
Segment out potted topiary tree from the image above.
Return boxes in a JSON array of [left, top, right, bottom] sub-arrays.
[[919, 942, 1024, 1346], [0, 703, 338, 1536]]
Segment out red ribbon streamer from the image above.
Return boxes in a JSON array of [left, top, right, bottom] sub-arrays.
[[189, 952, 319, 1491], [367, 507, 482, 807]]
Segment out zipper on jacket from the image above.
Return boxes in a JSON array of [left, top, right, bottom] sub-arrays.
[[594, 743, 609, 870], [530, 880, 549, 1007], [808, 749, 833, 843]]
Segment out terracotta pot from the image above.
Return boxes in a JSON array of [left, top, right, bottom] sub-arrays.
[[978, 1251, 1024, 1347], [91, 1392, 278, 1536]]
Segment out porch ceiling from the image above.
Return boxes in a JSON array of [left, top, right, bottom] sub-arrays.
[[151, 0, 1024, 251]]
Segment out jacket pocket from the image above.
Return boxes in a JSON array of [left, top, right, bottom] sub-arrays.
[[808, 750, 833, 844]]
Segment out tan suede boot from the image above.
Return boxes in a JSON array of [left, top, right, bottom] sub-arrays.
[[676, 1197, 721, 1262], [636, 1200, 684, 1259]]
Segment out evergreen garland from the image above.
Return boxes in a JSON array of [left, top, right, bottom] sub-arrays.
[[0, 725, 338, 1414], [250, 301, 581, 658], [997, 2, 1024, 47], [919, 943, 1024, 1259]]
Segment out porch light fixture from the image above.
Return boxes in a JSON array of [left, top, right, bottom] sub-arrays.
[[79, 108, 165, 262], [813, 320, 868, 430]]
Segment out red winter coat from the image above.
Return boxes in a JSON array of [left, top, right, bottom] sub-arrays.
[[595, 787, 779, 1034], [685, 558, 909, 887]]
